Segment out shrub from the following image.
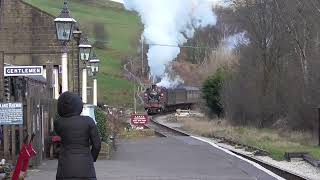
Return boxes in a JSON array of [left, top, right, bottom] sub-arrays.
[[202, 69, 225, 117], [95, 107, 109, 142]]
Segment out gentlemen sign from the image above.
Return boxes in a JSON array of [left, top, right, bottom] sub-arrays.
[[0, 103, 23, 125], [4, 66, 43, 76]]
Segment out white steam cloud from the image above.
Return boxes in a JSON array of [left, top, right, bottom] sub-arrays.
[[124, 0, 224, 87], [157, 75, 184, 88]]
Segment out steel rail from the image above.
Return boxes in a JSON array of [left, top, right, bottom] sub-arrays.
[[144, 116, 189, 137]]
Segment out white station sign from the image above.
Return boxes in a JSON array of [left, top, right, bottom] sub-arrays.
[[4, 66, 43, 77]]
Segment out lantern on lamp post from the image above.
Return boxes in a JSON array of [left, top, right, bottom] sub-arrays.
[[54, 0, 76, 93], [89, 53, 100, 106], [79, 37, 92, 103], [87, 64, 93, 77]]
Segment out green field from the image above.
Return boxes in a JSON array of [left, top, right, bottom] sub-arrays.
[[25, 0, 142, 106]]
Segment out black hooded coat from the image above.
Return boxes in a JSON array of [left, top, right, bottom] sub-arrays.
[[54, 92, 101, 180]]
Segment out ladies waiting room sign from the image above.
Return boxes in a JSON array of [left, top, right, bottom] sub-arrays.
[[0, 103, 23, 125]]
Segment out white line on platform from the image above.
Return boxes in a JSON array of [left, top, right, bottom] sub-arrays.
[[192, 136, 285, 180]]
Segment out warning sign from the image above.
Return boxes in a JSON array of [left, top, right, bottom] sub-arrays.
[[130, 113, 148, 126]]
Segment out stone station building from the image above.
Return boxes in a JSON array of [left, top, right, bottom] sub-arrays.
[[0, 0, 90, 165]]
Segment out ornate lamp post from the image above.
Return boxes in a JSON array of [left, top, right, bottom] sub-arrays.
[[79, 37, 92, 103], [89, 53, 100, 106], [54, 0, 76, 93]]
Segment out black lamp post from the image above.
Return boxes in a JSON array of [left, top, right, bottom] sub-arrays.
[[79, 37, 92, 103], [89, 53, 100, 76], [89, 52, 100, 106], [54, 0, 76, 93], [79, 37, 92, 63]]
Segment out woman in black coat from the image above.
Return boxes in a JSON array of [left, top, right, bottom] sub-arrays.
[[54, 91, 101, 180]]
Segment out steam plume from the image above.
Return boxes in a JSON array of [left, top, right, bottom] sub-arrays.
[[124, 0, 224, 87]]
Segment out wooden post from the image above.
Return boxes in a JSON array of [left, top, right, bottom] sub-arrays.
[[3, 126, 9, 160], [27, 97, 34, 166], [19, 125, 23, 152], [46, 64, 54, 98], [11, 125, 16, 161], [26, 97, 32, 145]]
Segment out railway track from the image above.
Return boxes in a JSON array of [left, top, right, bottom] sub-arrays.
[[146, 115, 308, 180], [144, 116, 189, 137]]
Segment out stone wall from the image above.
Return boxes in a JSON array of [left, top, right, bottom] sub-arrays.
[[98, 142, 110, 160]]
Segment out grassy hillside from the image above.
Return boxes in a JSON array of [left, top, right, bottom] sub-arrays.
[[24, 0, 142, 106]]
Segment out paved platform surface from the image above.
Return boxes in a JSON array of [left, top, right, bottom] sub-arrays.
[[26, 136, 279, 180]]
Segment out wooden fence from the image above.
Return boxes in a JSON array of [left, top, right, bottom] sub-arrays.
[[1, 97, 57, 166]]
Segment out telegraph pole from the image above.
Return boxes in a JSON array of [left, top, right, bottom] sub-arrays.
[[141, 35, 144, 76], [130, 58, 137, 113], [134, 83, 137, 113]]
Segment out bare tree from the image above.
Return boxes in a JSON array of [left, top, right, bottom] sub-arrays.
[[217, 0, 320, 131]]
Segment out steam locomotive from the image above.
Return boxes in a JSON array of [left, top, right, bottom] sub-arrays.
[[144, 84, 201, 114]]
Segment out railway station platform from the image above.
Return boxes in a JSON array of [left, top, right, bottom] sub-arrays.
[[26, 136, 282, 180]]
